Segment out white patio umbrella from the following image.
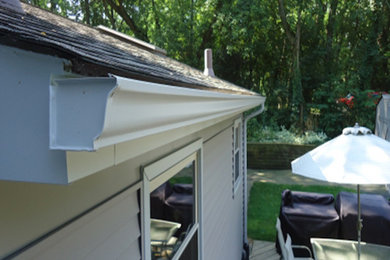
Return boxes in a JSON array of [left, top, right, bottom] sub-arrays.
[[291, 123, 390, 260]]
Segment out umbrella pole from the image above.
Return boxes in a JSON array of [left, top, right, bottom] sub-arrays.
[[357, 184, 362, 260]]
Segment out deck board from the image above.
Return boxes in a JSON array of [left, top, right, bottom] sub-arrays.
[[249, 240, 279, 260]]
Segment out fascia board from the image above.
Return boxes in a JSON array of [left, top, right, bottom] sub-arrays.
[[50, 75, 265, 151]]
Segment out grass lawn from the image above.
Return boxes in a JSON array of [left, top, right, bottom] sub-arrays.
[[169, 176, 193, 185], [247, 182, 354, 242]]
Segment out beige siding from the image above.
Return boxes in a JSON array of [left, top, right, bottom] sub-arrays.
[[0, 116, 240, 259], [0, 125, 206, 258], [203, 125, 244, 260], [14, 184, 141, 260], [0, 158, 141, 258]]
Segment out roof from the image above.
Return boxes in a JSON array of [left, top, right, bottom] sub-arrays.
[[0, 2, 258, 96]]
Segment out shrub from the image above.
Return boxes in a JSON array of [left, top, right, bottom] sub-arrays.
[[247, 118, 328, 145]]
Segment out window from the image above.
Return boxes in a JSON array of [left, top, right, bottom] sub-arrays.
[[233, 119, 242, 192], [142, 140, 202, 260]]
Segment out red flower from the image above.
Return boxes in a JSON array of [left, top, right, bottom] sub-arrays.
[[337, 92, 388, 108], [338, 95, 354, 108]]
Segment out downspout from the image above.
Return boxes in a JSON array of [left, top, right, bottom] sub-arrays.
[[243, 103, 265, 247]]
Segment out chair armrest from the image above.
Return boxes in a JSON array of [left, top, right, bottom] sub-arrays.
[[291, 245, 313, 258]]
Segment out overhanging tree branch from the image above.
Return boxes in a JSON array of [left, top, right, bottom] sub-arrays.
[[104, 0, 149, 41]]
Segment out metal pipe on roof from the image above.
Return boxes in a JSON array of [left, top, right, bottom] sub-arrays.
[[203, 49, 215, 77]]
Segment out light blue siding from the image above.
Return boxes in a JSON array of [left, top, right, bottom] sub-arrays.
[[0, 45, 69, 183]]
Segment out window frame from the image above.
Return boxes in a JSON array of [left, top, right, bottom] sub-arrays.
[[233, 118, 242, 194], [141, 139, 203, 260]]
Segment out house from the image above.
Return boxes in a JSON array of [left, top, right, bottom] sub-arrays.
[[0, 2, 265, 259]]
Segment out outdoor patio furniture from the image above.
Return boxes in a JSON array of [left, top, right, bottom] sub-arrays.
[[291, 123, 390, 257], [278, 190, 340, 256], [311, 238, 390, 260], [150, 218, 181, 259], [151, 182, 173, 220], [150, 182, 194, 235], [335, 191, 390, 246], [276, 218, 313, 260]]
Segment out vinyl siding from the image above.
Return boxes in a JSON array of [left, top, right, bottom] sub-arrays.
[[0, 157, 141, 258], [13, 184, 141, 260], [0, 119, 228, 257], [203, 126, 243, 260]]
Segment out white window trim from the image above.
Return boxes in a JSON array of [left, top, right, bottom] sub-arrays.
[[141, 139, 203, 260], [233, 118, 242, 194]]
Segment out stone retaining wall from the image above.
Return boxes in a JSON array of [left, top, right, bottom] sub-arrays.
[[247, 143, 316, 169]]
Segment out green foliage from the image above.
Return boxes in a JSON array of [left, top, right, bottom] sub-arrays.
[[247, 119, 327, 144], [169, 176, 193, 185], [247, 182, 354, 241]]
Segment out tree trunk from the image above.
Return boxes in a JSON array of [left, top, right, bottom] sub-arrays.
[[82, 0, 91, 25], [325, 0, 338, 86], [103, 0, 116, 30], [197, 0, 223, 61], [277, 0, 295, 45], [151, 0, 161, 30], [49, 0, 57, 12], [278, 0, 304, 132], [295, 10, 304, 131]]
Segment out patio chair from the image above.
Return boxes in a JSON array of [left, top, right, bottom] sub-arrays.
[[276, 218, 313, 260]]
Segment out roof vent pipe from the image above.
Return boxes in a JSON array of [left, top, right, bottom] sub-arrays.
[[203, 49, 215, 77], [0, 0, 24, 14]]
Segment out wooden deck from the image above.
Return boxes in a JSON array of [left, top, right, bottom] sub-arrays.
[[249, 240, 280, 260]]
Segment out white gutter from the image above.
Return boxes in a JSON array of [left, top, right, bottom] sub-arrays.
[[243, 103, 265, 245], [50, 75, 265, 151]]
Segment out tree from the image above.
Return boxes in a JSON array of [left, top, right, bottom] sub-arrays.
[[277, 0, 304, 132]]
